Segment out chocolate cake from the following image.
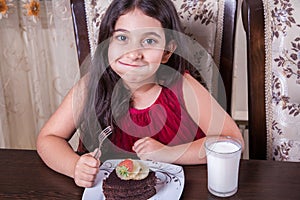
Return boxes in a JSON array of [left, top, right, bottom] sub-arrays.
[[102, 169, 157, 200]]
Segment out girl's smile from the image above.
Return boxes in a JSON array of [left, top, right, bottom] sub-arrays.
[[118, 60, 146, 68]]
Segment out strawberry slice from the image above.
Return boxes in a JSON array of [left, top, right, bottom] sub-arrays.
[[116, 159, 134, 177], [118, 159, 134, 171]]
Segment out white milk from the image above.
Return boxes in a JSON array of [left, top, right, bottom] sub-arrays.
[[205, 139, 241, 197]]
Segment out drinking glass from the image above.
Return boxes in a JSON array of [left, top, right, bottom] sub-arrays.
[[205, 136, 242, 197]]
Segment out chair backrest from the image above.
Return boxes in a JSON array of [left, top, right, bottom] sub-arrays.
[[70, 0, 238, 116], [70, 0, 90, 66], [242, 0, 266, 160], [242, 0, 300, 161]]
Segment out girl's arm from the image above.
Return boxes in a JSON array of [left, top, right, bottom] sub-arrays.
[[173, 73, 245, 164], [37, 78, 100, 187], [37, 87, 81, 177]]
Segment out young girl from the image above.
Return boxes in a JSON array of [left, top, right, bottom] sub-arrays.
[[37, 0, 244, 188]]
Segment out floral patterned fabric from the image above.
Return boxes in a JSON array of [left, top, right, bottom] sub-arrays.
[[0, 0, 80, 149], [263, 0, 300, 161], [84, 0, 225, 93]]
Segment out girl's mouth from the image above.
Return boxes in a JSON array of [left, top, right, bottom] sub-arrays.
[[118, 61, 144, 68]]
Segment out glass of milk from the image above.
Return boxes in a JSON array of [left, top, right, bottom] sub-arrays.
[[205, 136, 242, 197]]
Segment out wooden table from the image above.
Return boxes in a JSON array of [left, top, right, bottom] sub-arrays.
[[1, 149, 300, 199]]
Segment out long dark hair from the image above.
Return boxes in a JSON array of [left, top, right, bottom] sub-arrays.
[[79, 0, 196, 151]]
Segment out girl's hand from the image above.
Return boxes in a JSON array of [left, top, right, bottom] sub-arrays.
[[74, 150, 101, 188], [133, 137, 171, 162]]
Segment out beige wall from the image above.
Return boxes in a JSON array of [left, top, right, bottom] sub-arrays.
[[232, 0, 248, 122]]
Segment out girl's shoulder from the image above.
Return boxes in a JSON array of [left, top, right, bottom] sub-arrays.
[[182, 72, 208, 93], [181, 72, 212, 129], [165, 72, 208, 99]]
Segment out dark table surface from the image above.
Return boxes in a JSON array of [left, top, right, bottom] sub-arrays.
[[0, 149, 300, 199]]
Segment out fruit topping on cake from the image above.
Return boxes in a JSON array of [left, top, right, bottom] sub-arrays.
[[116, 159, 149, 180]]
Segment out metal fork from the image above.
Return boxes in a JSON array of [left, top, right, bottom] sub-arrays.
[[94, 126, 112, 159]]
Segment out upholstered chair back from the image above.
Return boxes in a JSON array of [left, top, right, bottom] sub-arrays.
[[242, 0, 300, 161]]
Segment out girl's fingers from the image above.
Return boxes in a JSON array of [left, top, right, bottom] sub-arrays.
[[133, 137, 149, 152], [74, 166, 98, 187], [91, 148, 101, 160], [82, 153, 100, 168], [74, 176, 96, 188], [73, 152, 101, 187], [79, 163, 99, 175], [80, 171, 97, 182], [133, 137, 145, 146]]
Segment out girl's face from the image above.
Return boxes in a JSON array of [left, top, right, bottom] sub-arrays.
[[108, 9, 171, 88]]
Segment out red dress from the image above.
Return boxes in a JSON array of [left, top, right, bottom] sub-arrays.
[[104, 76, 206, 158], [78, 76, 206, 159]]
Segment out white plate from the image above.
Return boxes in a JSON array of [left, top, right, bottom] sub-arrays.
[[82, 159, 185, 200]]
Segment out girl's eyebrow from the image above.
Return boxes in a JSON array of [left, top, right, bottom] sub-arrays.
[[142, 32, 162, 38], [113, 28, 128, 33], [113, 29, 162, 38]]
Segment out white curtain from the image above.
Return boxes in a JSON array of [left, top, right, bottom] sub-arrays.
[[0, 0, 80, 149]]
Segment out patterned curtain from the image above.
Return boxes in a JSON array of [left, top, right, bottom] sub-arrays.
[[263, 0, 300, 161], [0, 0, 80, 149]]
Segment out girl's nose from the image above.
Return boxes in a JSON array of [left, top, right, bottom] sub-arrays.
[[125, 49, 143, 60]]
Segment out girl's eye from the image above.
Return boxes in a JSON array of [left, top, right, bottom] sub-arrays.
[[142, 38, 157, 46], [116, 35, 127, 41]]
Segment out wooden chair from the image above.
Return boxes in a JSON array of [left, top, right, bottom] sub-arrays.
[[70, 0, 90, 67], [241, 0, 266, 160], [242, 0, 300, 161], [70, 0, 239, 116]]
